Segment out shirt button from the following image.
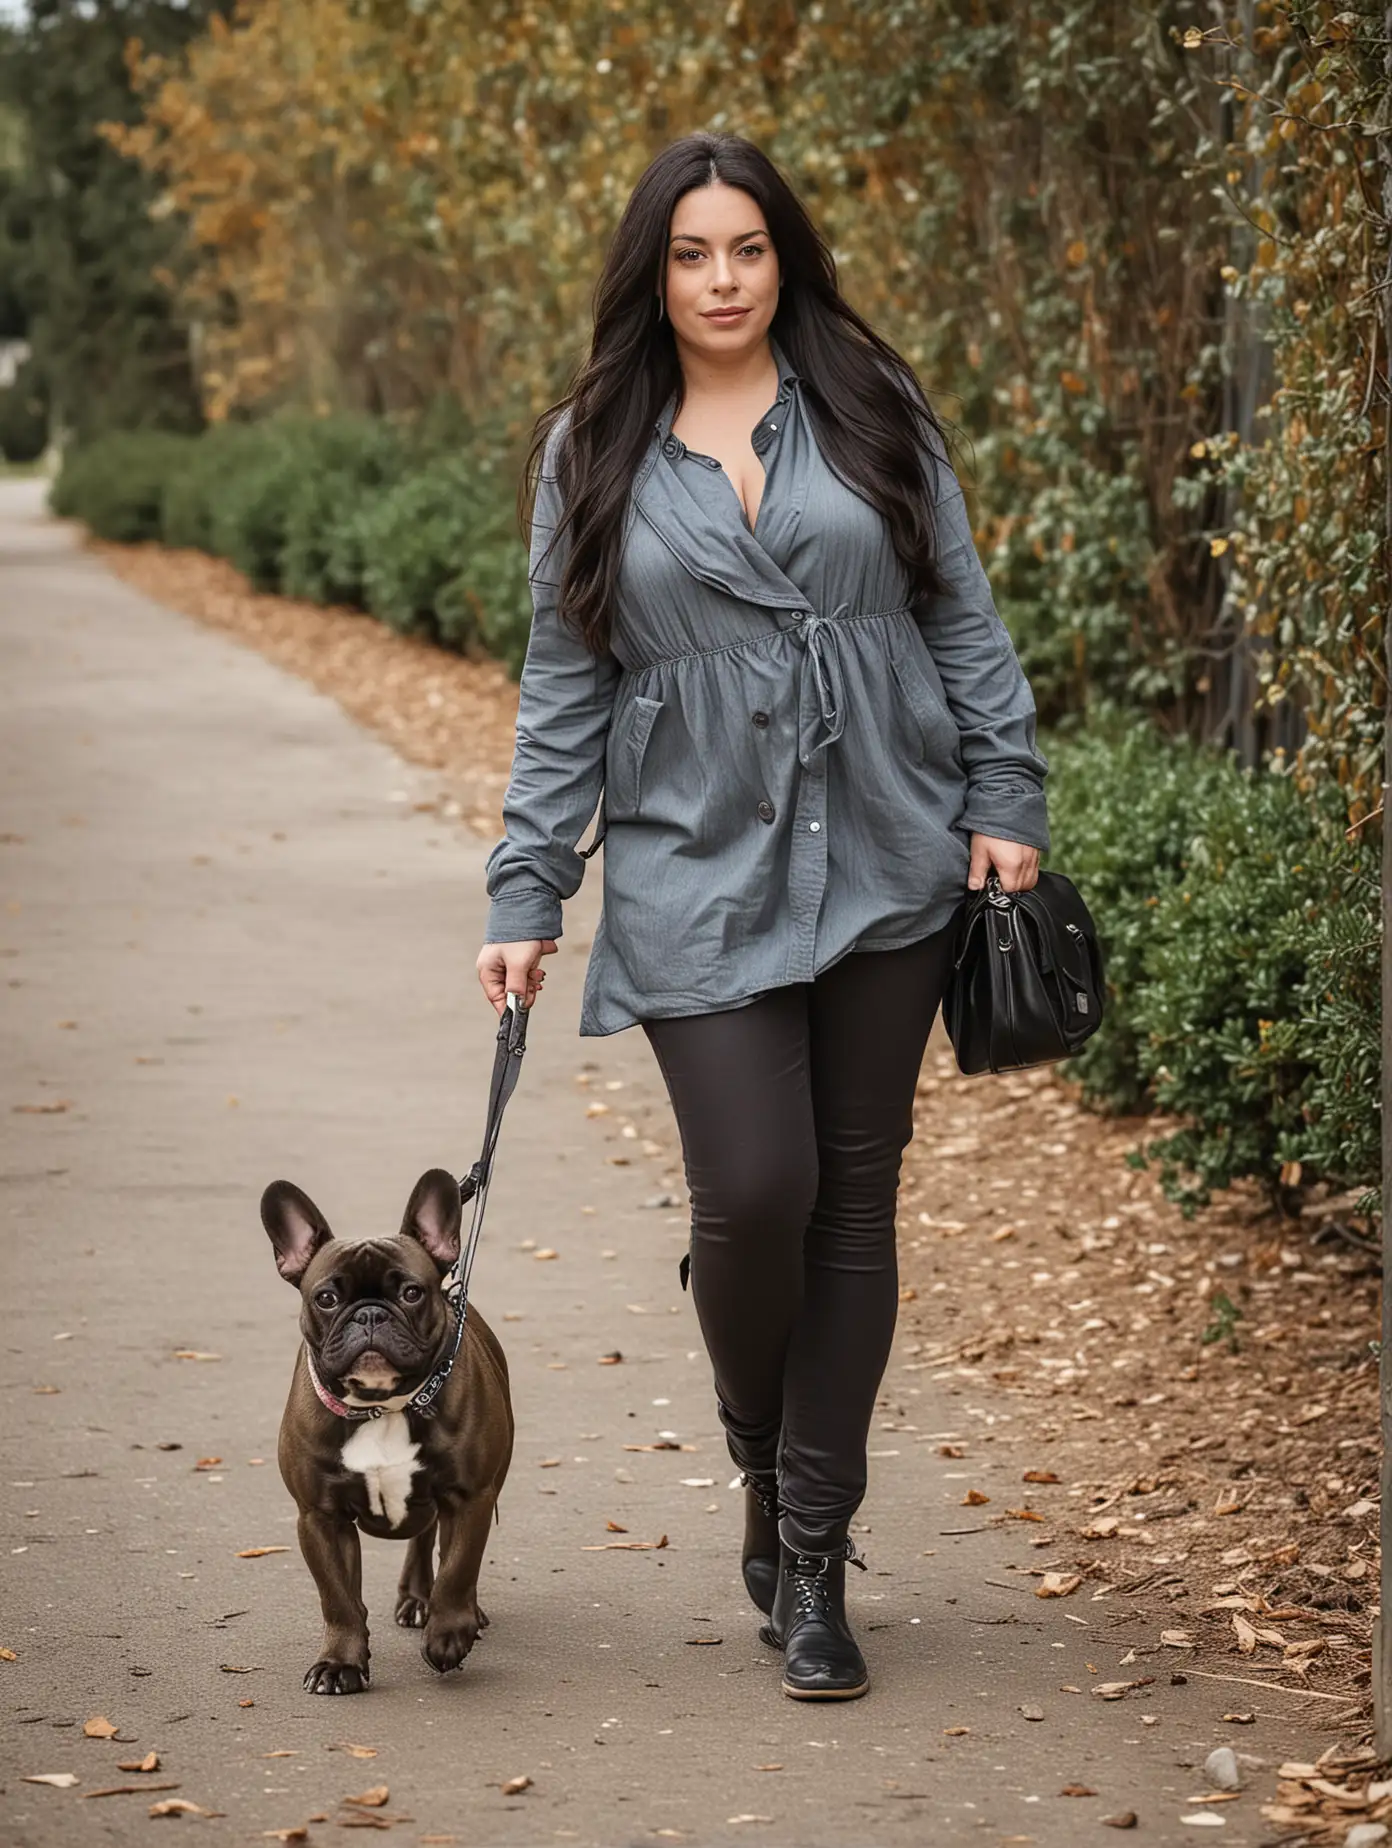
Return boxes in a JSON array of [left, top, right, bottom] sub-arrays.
[[752, 710, 770, 728], [662, 437, 679, 458], [757, 799, 776, 823], [809, 821, 821, 832]]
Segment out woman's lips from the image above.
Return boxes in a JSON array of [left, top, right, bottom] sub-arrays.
[[703, 308, 750, 321]]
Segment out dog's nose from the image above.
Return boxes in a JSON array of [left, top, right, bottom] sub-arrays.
[[350, 1304, 389, 1332]]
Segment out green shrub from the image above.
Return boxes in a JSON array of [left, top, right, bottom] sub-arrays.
[[1047, 725, 1381, 1216], [49, 429, 194, 541], [161, 421, 267, 553], [204, 417, 327, 592], [279, 415, 408, 607], [356, 454, 499, 647], [1042, 717, 1235, 1114], [0, 357, 49, 463]]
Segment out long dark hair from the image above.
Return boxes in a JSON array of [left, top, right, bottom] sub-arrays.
[[519, 130, 959, 658]]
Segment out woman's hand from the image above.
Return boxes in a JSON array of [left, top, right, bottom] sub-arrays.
[[476, 938, 558, 1015], [967, 835, 1040, 894]]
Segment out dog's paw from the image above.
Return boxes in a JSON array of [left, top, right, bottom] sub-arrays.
[[303, 1658, 370, 1696], [395, 1594, 429, 1629], [421, 1611, 481, 1674]]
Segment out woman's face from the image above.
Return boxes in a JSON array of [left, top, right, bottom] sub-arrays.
[[662, 180, 780, 362]]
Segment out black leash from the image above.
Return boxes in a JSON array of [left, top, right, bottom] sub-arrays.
[[449, 989, 530, 1324]]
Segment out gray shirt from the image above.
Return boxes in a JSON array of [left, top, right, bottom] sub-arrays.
[[484, 335, 1050, 1038]]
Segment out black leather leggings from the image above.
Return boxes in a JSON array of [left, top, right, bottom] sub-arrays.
[[640, 918, 959, 1555]]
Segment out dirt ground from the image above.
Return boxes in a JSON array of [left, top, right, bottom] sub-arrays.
[[87, 535, 1386, 1843]]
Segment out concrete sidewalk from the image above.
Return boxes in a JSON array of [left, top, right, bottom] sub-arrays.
[[1, 477, 1304, 1846]]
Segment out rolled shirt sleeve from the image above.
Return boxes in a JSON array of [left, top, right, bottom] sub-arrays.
[[912, 423, 1051, 853], [483, 416, 621, 944]]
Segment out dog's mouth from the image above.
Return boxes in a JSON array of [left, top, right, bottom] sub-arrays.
[[341, 1350, 404, 1396]]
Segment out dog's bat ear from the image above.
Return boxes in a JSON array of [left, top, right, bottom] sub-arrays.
[[399, 1168, 462, 1274], [260, 1180, 334, 1287]]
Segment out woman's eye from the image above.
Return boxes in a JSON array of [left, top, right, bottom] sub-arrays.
[[314, 1289, 337, 1309], [401, 1284, 424, 1304]]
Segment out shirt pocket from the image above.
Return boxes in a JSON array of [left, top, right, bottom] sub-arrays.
[[888, 639, 960, 768], [606, 693, 666, 820]]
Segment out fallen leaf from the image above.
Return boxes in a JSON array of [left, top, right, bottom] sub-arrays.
[[685, 1636, 723, 1646], [331, 1745, 379, 1760], [938, 1443, 966, 1458], [117, 1753, 161, 1773], [83, 1783, 181, 1800], [23, 1774, 79, 1788], [1023, 1470, 1060, 1484], [1082, 1514, 1120, 1538], [1006, 1507, 1047, 1522], [1222, 1712, 1255, 1725], [262, 1830, 309, 1843], [83, 1717, 119, 1739], [151, 1799, 215, 1817], [533, 1248, 559, 1261], [579, 1535, 669, 1550], [1061, 1784, 1098, 1797], [961, 1489, 990, 1506], [237, 1699, 255, 1709], [605, 1520, 628, 1534], [218, 1664, 258, 1673], [194, 1458, 222, 1471], [500, 1775, 532, 1796], [598, 1352, 622, 1365], [236, 1547, 290, 1558], [755, 1763, 784, 1771], [0, 1646, 18, 1661], [1036, 1573, 1083, 1599], [1161, 1631, 1194, 1649], [343, 1785, 389, 1808], [943, 1727, 971, 1737], [14, 1099, 73, 1113], [172, 1351, 221, 1362]]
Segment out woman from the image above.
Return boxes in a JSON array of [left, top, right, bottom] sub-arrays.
[[475, 132, 1048, 1703]]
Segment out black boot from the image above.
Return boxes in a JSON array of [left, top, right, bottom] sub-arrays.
[[757, 1537, 870, 1700], [739, 1471, 781, 1616]]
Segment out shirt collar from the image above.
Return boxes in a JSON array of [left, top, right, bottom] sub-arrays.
[[654, 333, 800, 448]]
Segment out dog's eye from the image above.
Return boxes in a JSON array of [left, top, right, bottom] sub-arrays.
[[400, 1284, 425, 1304], [313, 1288, 338, 1310]]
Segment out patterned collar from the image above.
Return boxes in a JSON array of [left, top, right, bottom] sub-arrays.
[[304, 1300, 466, 1423]]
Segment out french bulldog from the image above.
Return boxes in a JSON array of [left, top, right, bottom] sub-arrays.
[[260, 1167, 514, 1694]]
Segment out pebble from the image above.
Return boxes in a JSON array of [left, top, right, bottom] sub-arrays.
[[1019, 1705, 1045, 1722], [1345, 1826, 1389, 1848], [1204, 1746, 1241, 1791]]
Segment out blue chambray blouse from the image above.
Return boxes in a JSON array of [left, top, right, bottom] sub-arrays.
[[483, 335, 1050, 1037]]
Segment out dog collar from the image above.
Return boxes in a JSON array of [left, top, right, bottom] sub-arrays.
[[304, 1297, 466, 1423]]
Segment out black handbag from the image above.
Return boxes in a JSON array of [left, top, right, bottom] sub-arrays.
[[941, 867, 1105, 1075]]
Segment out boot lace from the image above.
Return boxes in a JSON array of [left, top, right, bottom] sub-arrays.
[[788, 1537, 868, 1618], [739, 1471, 780, 1520]]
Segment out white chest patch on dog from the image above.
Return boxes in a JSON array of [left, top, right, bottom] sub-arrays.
[[341, 1413, 419, 1529]]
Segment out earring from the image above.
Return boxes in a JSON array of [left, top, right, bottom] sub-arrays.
[[656, 294, 665, 322]]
